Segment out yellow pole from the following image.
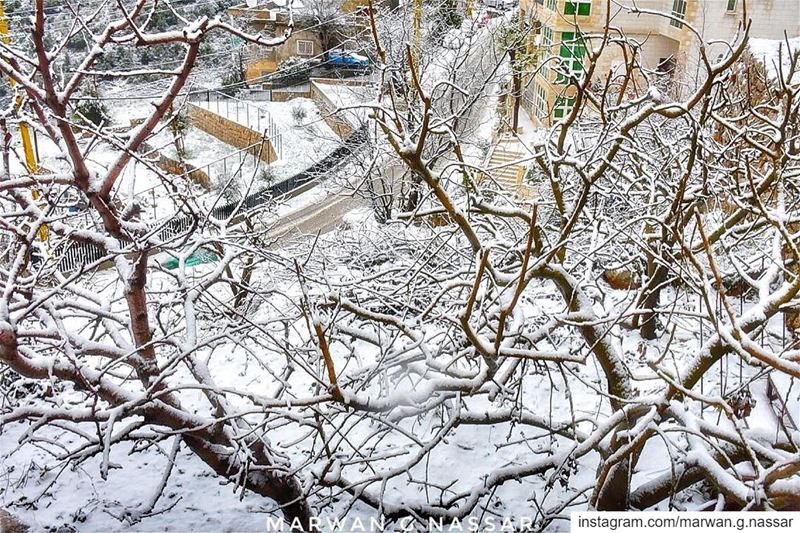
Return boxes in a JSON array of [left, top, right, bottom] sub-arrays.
[[0, 1, 47, 242], [413, 0, 422, 58], [0, 2, 39, 175]]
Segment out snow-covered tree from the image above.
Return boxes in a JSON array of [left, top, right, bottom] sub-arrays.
[[0, 0, 317, 527], [1, 0, 799, 530]]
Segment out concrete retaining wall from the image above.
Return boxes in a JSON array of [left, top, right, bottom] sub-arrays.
[[309, 81, 355, 139]]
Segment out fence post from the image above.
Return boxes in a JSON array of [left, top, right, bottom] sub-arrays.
[[699, 293, 704, 413]]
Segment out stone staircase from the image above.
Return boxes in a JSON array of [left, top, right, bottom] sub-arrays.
[[482, 139, 529, 197]]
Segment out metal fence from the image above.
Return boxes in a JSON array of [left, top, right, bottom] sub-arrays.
[[187, 89, 281, 156], [241, 84, 311, 102], [192, 139, 279, 186]]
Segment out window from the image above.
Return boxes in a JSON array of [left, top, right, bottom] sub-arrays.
[[556, 31, 585, 84], [726, 0, 737, 12], [297, 40, 314, 56], [547, 0, 557, 9], [534, 84, 548, 119], [670, 0, 687, 28], [540, 25, 553, 48], [538, 25, 554, 78], [564, 1, 591, 16], [553, 95, 575, 119]]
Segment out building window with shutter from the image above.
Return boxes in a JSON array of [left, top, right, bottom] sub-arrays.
[[297, 40, 314, 56], [555, 31, 585, 84], [564, 1, 591, 16], [670, 0, 687, 28], [726, 0, 737, 12], [553, 95, 575, 119]]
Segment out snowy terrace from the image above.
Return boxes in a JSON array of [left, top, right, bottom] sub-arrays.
[[310, 78, 375, 130], [189, 95, 341, 178]]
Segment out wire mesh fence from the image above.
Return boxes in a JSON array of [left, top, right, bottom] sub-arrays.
[[187, 89, 282, 157]]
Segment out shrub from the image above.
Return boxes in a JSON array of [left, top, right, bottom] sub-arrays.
[[291, 104, 308, 126]]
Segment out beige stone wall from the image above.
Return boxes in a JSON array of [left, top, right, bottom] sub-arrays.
[[242, 26, 322, 82], [272, 89, 312, 102], [693, 0, 800, 41], [187, 103, 278, 162], [277, 28, 322, 65], [245, 56, 278, 82]]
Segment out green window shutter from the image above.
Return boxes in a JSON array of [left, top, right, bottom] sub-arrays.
[[564, 1, 576, 15], [554, 108, 564, 118], [578, 2, 591, 16]]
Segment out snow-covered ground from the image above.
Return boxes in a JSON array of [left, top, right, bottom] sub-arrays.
[[312, 81, 374, 128], [2, 221, 789, 531], [4, 5, 800, 532], [748, 36, 800, 83], [191, 97, 341, 179]]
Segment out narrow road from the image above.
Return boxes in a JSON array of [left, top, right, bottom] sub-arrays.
[[264, 187, 366, 247]]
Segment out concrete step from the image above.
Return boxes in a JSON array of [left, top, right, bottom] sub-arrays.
[[489, 165, 522, 177], [489, 171, 521, 186], [483, 139, 528, 195], [493, 150, 523, 159], [490, 159, 523, 169]]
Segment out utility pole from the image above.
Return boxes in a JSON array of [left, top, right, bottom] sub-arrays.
[[0, 1, 40, 176]]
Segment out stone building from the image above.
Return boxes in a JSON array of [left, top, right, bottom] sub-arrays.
[[518, 0, 800, 125], [228, 0, 378, 84]]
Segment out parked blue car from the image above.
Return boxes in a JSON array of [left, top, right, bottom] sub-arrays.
[[327, 51, 370, 69]]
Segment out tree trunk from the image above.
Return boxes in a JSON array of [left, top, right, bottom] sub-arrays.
[[510, 49, 521, 133]]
